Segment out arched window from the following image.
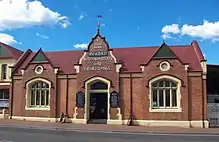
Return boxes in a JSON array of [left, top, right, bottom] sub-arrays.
[[151, 79, 179, 109], [29, 81, 50, 107]]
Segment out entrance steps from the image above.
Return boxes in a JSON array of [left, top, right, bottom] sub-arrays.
[[88, 119, 107, 124]]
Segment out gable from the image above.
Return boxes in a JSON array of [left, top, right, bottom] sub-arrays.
[[0, 45, 11, 57], [153, 43, 177, 58], [32, 50, 48, 62], [87, 33, 110, 52]]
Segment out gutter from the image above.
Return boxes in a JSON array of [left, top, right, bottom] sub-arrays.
[[66, 75, 69, 117], [55, 73, 58, 122], [128, 74, 133, 126], [201, 75, 206, 128], [9, 67, 14, 119], [187, 72, 191, 127]]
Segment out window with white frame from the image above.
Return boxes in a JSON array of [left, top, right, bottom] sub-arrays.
[[0, 90, 9, 108], [1, 64, 7, 80], [29, 81, 50, 108], [151, 79, 178, 109]]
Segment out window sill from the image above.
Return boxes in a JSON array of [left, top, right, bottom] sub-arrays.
[[25, 107, 50, 111], [149, 108, 182, 112]]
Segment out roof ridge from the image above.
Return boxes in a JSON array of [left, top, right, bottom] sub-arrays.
[[43, 45, 191, 53], [12, 49, 32, 73], [45, 49, 84, 53]]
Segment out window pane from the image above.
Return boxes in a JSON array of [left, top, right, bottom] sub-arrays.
[[152, 82, 157, 87], [3, 91, 9, 99], [36, 90, 40, 105], [3, 73, 7, 80], [152, 89, 157, 107], [41, 90, 45, 105], [158, 81, 164, 87], [46, 90, 49, 106], [0, 92, 3, 99], [2, 64, 7, 80], [37, 82, 41, 88], [42, 82, 49, 88], [90, 82, 108, 90], [159, 89, 164, 107], [172, 82, 177, 87], [165, 81, 170, 87], [29, 81, 50, 107], [30, 90, 35, 106], [32, 84, 35, 88], [172, 89, 177, 107], [165, 89, 170, 107]]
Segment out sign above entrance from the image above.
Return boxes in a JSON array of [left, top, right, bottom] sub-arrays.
[[110, 91, 119, 108], [76, 91, 85, 108]]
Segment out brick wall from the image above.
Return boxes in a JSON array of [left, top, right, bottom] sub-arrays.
[[10, 51, 206, 123], [11, 63, 57, 118]]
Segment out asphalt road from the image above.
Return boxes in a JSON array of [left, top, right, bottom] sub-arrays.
[[0, 126, 219, 142]]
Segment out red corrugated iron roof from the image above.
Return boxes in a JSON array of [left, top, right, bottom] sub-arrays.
[[26, 47, 201, 73], [113, 45, 202, 72], [0, 42, 23, 59], [15, 42, 203, 74], [45, 50, 84, 74]]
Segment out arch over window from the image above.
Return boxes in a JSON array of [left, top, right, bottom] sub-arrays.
[[149, 75, 181, 112], [26, 78, 51, 110], [85, 76, 110, 90]]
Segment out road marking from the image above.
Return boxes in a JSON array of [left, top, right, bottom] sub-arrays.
[[0, 124, 219, 137]]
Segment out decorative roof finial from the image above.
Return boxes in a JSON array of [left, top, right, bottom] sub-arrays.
[[97, 14, 103, 33]]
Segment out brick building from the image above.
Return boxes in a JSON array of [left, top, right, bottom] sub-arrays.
[[0, 43, 23, 115], [9, 31, 208, 128]]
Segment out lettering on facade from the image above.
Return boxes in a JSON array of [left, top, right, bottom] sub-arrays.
[[88, 51, 108, 57], [83, 50, 113, 71], [93, 40, 103, 49], [83, 56, 113, 61], [84, 66, 111, 71]]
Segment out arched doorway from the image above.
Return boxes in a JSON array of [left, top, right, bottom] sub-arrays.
[[85, 77, 110, 124]]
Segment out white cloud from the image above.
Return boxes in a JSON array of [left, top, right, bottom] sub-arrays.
[[161, 20, 219, 42], [161, 34, 171, 40], [0, 33, 21, 45], [36, 32, 49, 39], [74, 43, 88, 49], [162, 24, 180, 34], [0, 0, 71, 31], [78, 12, 87, 20]]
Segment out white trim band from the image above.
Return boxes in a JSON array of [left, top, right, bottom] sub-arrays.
[[10, 116, 209, 128]]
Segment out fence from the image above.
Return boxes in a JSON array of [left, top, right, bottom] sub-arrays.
[[207, 103, 219, 127]]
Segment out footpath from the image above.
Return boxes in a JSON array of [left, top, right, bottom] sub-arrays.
[[0, 119, 219, 135]]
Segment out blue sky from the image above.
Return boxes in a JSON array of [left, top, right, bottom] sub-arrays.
[[0, 0, 219, 64]]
